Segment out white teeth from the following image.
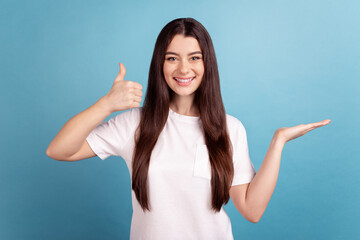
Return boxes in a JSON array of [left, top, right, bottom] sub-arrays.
[[174, 77, 194, 83]]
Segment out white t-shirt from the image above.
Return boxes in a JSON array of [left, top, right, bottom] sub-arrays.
[[86, 107, 256, 240]]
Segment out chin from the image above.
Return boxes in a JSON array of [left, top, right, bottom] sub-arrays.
[[171, 87, 196, 96]]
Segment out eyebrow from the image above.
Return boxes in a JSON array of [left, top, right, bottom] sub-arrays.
[[165, 51, 202, 56]]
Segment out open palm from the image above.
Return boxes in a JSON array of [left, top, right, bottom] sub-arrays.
[[276, 119, 331, 144]]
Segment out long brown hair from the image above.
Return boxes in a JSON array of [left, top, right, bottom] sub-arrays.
[[132, 18, 233, 213]]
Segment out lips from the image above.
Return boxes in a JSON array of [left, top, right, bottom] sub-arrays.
[[173, 77, 195, 83]]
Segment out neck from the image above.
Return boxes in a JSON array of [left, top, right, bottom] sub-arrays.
[[170, 94, 199, 117]]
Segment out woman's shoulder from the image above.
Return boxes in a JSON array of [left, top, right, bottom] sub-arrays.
[[225, 113, 247, 134], [113, 107, 142, 126], [118, 107, 141, 117]]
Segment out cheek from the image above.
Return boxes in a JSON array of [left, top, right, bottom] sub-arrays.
[[163, 64, 172, 77], [163, 67, 173, 84], [196, 63, 205, 75], [197, 68, 205, 78]]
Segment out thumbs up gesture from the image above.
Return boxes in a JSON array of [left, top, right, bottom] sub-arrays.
[[102, 63, 143, 113]]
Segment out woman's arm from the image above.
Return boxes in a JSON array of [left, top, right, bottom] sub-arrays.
[[230, 119, 331, 223], [46, 97, 112, 160], [46, 63, 143, 161]]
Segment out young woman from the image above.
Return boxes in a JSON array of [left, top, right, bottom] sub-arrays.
[[47, 18, 330, 239]]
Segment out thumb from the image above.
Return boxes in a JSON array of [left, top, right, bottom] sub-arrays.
[[114, 63, 126, 82]]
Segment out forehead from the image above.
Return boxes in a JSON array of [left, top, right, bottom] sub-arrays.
[[166, 34, 201, 53]]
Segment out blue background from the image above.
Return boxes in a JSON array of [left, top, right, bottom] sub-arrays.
[[1, 0, 359, 239]]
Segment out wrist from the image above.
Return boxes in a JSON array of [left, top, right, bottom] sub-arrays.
[[95, 96, 113, 115], [272, 131, 286, 147]]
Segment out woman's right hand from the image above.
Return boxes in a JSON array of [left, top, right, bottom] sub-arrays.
[[101, 63, 143, 113]]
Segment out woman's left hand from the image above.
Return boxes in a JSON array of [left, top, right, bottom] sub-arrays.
[[275, 119, 331, 144]]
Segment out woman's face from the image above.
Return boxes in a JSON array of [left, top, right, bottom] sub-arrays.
[[163, 34, 204, 99]]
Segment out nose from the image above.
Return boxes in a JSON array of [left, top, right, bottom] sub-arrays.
[[179, 59, 190, 74]]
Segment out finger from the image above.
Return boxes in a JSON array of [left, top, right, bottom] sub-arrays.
[[308, 119, 331, 129], [131, 101, 141, 108], [114, 63, 126, 82], [126, 81, 143, 90], [133, 96, 142, 103], [131, 81, 143, 90], [321, 119, 331, 124], [132, 89, 143, 97]]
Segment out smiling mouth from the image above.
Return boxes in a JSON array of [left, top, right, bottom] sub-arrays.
[[173, 77, 195, 83]]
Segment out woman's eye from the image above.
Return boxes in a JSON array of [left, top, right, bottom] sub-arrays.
[[191, 56, 201, 60], [166, 57, 176, 61]]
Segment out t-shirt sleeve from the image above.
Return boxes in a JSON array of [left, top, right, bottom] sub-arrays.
[[85, 108, 140, 160], [229, 117, 256, 186]]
